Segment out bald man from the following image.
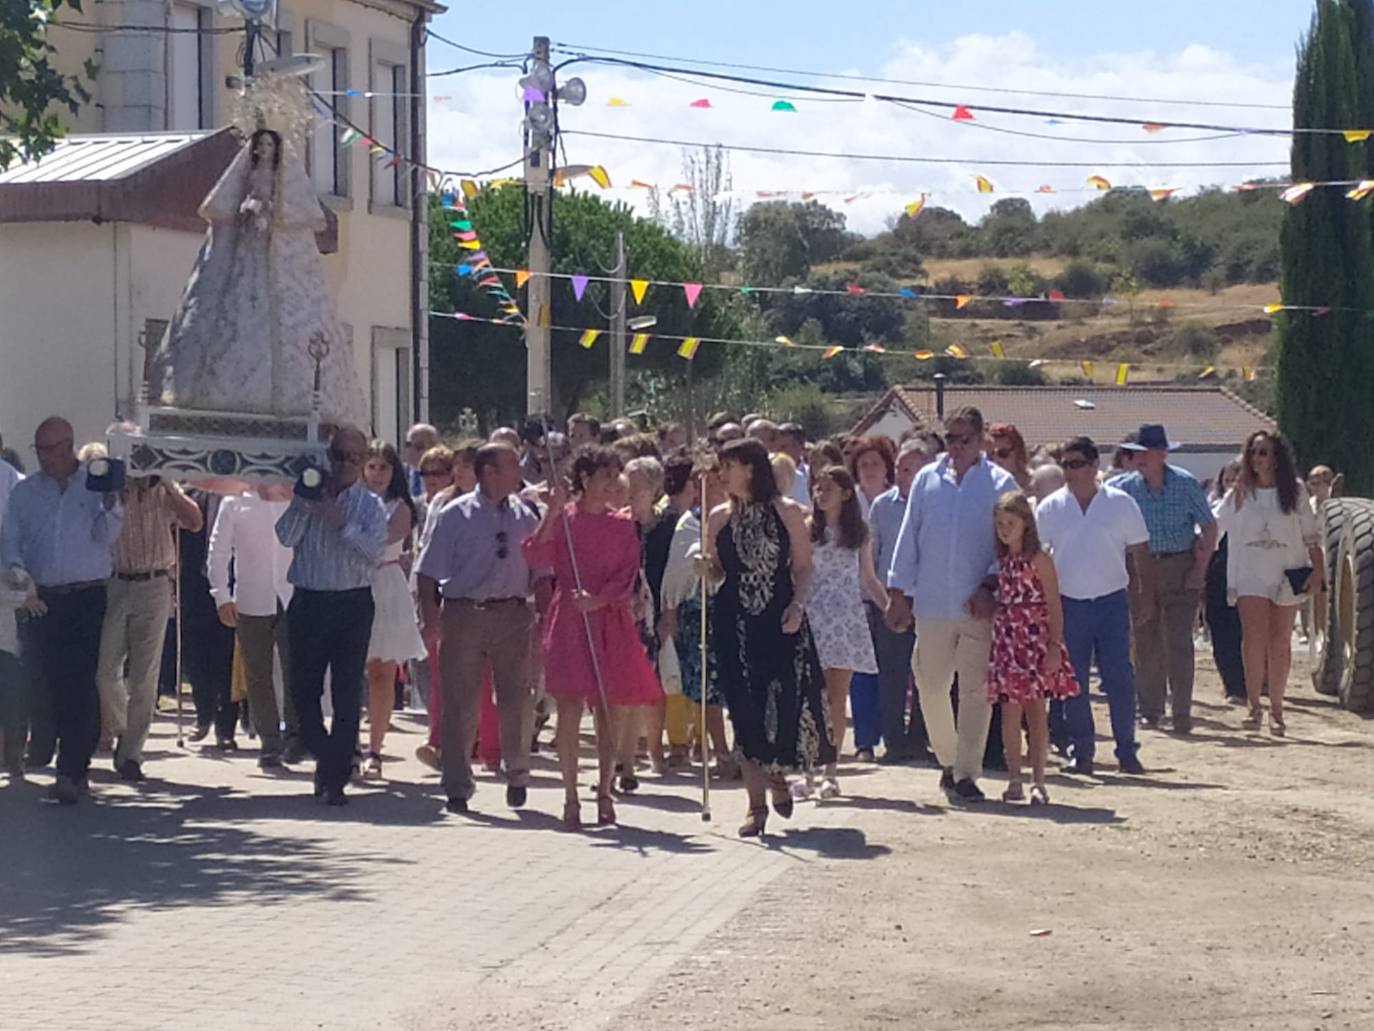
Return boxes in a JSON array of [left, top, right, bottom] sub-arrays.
[[276, 426, 387, 806], [1, 417, 124, 803]]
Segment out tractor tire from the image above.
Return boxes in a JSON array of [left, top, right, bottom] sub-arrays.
[[1310, 498, 1355, 695], [1335, 502, 1374, 713]]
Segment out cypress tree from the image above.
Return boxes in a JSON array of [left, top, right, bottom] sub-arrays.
[[1277, 0, 1374, 494]]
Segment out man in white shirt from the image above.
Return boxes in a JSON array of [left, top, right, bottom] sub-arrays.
[[0, 452, 20, 534], [208, 489, 298, 767], [1036, 436, 1153, 775]]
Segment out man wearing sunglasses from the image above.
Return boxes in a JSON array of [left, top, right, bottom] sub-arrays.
[[1036, 436, 1151, 775], [275, 426, 387, 806], [416, 442, 546, 815]]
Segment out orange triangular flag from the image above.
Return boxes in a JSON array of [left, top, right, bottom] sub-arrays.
[[515, 269, 531, 289], [955, 295, 973, 310]]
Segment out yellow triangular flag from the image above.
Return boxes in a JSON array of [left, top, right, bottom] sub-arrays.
[[904, 194, 927, 218], [775, 335, 796, 347], [822, 346, 843, 360], [1199, 366, 1216, 379], [578, 329, 602, 349], [945, 344, 968, 359], [955, 294, 973, 310], [460, 179, 480, 199], [677, 337, 700, 359], [515, 269, 531, 289], [913, 350, 934, 360], [990, 341, 1005, 359], [630, 279, 649, 305], [458, 240, 482, 250], [1263, 302, 1283, 314], [1344, 129, 1372, 142], [975, 175, 994, 193], [1243, 366, 1256, 381], [1080, 360, 1095, 378], [629, 332, 649, 354], [606, 96, 629, 107], [1115, 362, 1130, 385], [588, 165, 611, 189], [1348, 179, 1374, 200]]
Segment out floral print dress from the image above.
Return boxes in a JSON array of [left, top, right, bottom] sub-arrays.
[[987, 552, 1079, 705]]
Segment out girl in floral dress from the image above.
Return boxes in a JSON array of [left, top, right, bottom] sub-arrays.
[[988, 491, 1078, 805]]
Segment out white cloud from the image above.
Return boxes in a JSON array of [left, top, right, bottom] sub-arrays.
[[426, 32, 1293, 237]]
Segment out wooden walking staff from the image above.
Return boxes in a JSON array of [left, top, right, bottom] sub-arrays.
[[174, 524, 185, 749], [698, 474, 711, 822]]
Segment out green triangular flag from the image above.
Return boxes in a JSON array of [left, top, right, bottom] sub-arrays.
[[771, 100, 796, 112]]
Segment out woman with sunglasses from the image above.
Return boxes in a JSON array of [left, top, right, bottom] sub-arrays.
[[1212, 431, 1322, 736], [988, 423, 1033, 494], [525, 446, 662, 830], [361, 440, 426, 778]]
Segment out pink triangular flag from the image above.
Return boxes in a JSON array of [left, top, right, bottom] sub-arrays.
[[683, 282, 703, 308], [952, 105, 974, 121], [689, 98, 712, 109], [571, 274, 590, 301]]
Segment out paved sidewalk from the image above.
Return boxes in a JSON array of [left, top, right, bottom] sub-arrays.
[[0, 709, 874, 1031]]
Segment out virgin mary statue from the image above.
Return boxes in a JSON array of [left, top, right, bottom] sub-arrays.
[[149, 126, 365, 426]]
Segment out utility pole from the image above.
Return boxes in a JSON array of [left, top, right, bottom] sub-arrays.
[[523, 35, 554, 418], [609, 230, 626, 418]]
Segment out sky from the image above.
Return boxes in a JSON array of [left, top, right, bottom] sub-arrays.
[[424, 2, 1317, 235]]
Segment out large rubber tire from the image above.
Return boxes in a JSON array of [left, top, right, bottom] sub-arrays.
[[1311, 498, 1354, 695], [1336, 502, 1374, 713]]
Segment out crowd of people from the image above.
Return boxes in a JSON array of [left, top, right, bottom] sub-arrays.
[[0, 406, 1328, 834]]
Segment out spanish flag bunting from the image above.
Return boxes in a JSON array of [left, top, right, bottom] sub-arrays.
[[629, 333, 650, 355], [671, 183, 694, 193], [775, 336, 796, 347], [1263, 302, 1283, 314], [955, 294, 973, 310], [630, 279, 649, 304], [1115, 363, 1130, 386], [1086, 175, 1112, 191], [677, 337, 701, 359], [975, 175, 995, 193], [990, 341, 1005, 359], [514, 269, 530, 289], [945, 344, 968, 359], [821, 346, 844, 360], [689, 98, 712, 108], [629, 180, 656, 189], [587, 165, 611, 189], [864, 343, 886, 353], [1142, 122, 1167, 133], [1080, 360, 1094, 378], [578, 329, 602, 349], [1243, 366, 1256, 382], [1348, 179, 1374, 200], [606, 96, 629, 107], [1199, 366, 1216, 379], [905, 194, 927, 218], [1149, 188, 1177, 202], [951, 105, 974, 121], [1343, 129, 1372, 142], [1280, 183, 1315, 204], [913, 350, 934, 360]]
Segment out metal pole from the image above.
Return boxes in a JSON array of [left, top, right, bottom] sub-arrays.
[[174, 524, 185, 748], [609, 230, 627, 418], [243, 19, 259, 78], [524, 35, 554, 418], [698, 476, 711, 822]]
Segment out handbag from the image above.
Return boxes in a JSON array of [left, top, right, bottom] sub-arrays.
[[1284, 566, 1314, 596]]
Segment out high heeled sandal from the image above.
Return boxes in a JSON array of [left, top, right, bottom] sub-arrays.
[[1029, 783, 1050, 806], [562, 800, 582, 832], [1269, 713, 1286, 737], [738, 805, 768, 838], [596, 792, 617, 826], [1242, 706, 1263, 730], [363, 752, 383, 779], [769, 776, 794, 819], [1002, 781, 1025, 803]]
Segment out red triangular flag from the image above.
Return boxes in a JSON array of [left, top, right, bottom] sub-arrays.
[[1048, 288, 1066, 303], [846, 284, 865, 295], [952, 105, 974, 121], [683, 282, 703, 308]]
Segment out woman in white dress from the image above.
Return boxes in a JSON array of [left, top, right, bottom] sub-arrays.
[[1213, 431, 1323, 736], [805, 465, 889, 797], [362, 441, 426, 777]]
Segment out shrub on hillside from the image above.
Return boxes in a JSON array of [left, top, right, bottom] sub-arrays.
[[1056, 259, 1108, 298], [767, 382, 835, 438]]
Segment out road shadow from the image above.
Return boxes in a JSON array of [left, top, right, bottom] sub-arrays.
[[825, 794, 945, 816], [978, 799, 1126, 825], [764, 826, 893, 860]]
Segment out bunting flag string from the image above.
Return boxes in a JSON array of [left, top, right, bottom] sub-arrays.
[[430, 309, 1272, 380], [438, 262, 1365, 320], [441, 191, 524, 325]]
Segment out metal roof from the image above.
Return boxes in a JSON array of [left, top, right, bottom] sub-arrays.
[[0, 132, 213, 185]]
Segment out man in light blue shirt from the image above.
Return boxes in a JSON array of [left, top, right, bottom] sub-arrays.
[[1, 417, 123, 803], [886, 406, 1015, 802], [275, 426, 386, 806]]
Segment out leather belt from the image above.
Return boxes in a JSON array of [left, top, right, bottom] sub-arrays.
[[447, 596, 527, 610], [114, 569, 171, 582], [39, 580, 106, 596]]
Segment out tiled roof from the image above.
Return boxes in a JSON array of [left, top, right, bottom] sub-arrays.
[[855, 384, 1275, 450]]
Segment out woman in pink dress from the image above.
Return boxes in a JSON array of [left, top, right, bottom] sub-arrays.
[[987, 491, 1078, 806], [523, 446, 662, 830]]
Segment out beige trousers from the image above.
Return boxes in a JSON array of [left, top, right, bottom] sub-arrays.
[[96, 576, 172, 765], [913, 615, 993, 783]]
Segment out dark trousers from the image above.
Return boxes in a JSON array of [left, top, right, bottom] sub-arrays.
[[848, 673, 881, 750], [185, 611, 237, 740], [288, 588, 373, 793], [29, 585, 107, 780], [1063, 591, 1139, 763], [0, 649, 28, 767], [1204, 541, 1245, 700], [868, 604, 926, 756]]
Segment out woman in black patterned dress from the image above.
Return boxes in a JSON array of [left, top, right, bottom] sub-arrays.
[[704, 438, 829, 837]]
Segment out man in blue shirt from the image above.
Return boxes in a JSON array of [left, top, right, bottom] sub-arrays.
[[1115, 424, 1217, 733], [886, 407, 1015, 802], [276, 426, 387, 806], [1, 416, 123, 803]]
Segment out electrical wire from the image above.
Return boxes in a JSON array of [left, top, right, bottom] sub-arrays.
[[889, 100, 1248, 146], [550, 40, 1290, 112], [53, 20, 243, 34], [561, 129, 1290, 168], [425, 30, 528, 61], [428, 60, 524, 78]]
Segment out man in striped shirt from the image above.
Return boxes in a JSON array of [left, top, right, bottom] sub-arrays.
[[276, 426, 387, 806]]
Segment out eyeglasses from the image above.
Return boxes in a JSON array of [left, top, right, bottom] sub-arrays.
[[1061, 458, 1092, 470], [420, 467, 450, 478], [1250, 448, 1273, 459], [946, 432, 975, 446], [495, 530, 508, 560], [329, 448, 365, 464]]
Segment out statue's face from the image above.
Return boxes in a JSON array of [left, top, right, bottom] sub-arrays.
[[252, 134, 278, 165]]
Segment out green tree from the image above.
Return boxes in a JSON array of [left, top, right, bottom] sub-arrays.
[[429, 186, 743, 426], [1277, 0, 1374, 492], [1, 0, 94, 169], [979, 197, 1039, 257], [736, 200, 855, 283]]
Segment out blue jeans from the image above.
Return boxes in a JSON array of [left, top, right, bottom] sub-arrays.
[[1063, 591, 1138, 763], [848, 673, 881, 751]]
